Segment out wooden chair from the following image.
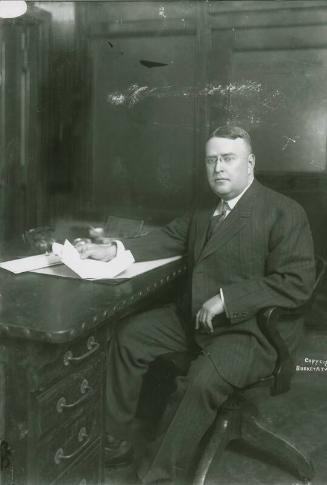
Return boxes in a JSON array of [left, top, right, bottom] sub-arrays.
[[152, 256, 326, 485]]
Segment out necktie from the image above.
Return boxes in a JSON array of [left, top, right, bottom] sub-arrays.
[[206, 201, 229, 241]]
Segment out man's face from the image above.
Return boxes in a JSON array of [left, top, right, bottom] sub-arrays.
[[205, 136, 255, 200]]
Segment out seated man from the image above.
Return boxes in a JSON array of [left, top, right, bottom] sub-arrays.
[[78, 126, 315, 484]]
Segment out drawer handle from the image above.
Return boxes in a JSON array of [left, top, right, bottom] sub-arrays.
[[56, 379, 92, 413], [54, 427, 90, 465], [63, 336, 100, 366]]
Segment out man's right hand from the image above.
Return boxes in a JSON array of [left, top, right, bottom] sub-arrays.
[[76, 243, 117, 262]]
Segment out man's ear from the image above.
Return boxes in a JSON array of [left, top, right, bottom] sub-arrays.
[[248, 153, 255, 173]]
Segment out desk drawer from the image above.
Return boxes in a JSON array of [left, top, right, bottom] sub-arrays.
[[36, 355, 103, 437], [37, 410, 100, 484], [32, 331, 106, 391], [51, 438, 102, 485]]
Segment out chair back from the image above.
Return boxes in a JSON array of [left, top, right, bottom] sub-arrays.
[[307, 255, 327, 309], [247, 256, 327, 396]]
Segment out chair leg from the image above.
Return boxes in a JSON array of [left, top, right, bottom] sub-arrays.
[[192, 407, 241, 485], [241, 413, 314, 483]]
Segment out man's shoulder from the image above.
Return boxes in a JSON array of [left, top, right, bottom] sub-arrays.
[[255, 180, 306, 216]]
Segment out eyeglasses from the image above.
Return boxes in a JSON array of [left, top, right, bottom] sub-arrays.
[[205, 154, 235, 166]]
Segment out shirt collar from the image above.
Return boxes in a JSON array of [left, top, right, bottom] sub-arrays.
[[221, 178, 254, 210], [213, 179, 253, 216]]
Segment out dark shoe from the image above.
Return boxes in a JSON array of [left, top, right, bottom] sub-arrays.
[[104, 434, 134, 468]]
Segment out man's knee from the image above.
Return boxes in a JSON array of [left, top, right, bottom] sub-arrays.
[[115, 311, 150, 348], [115, 304, 182, 350], [182, 354, 233, 404]]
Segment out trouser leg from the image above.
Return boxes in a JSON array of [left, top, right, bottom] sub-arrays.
[[138, 351, 235, 485], [106, 304, 189, 440]]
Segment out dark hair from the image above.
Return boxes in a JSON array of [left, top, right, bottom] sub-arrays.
[[209, 125, 252, 151]]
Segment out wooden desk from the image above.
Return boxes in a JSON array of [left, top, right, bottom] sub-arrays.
[[0, 257, 187, 485]]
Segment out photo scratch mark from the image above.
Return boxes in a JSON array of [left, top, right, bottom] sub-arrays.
[[107, 81, 268, 107], [158, 6, 167, 19], [309, 159, 323, 169], [129, 85, 152, 105], [282, 136, 299, 151], [139, 60, 169, 68], [108, 92, 126, 106]]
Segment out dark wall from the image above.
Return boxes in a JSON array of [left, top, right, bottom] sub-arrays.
[[1, 1, 327, 261], [73, 1, 327, 258], [79, 1, 207, 222], [206, 0, 327, 259]]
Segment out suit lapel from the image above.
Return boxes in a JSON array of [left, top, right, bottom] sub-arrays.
[[195, 180, 259, 264], [193, 207, 213, 263]]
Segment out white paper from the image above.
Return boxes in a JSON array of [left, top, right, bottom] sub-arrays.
[[31, 255, 182, 280], [116, 255, 182, 278], [0, 253, 61, 274], [55, 240, 135, 279], [31, 264, 78, 278]]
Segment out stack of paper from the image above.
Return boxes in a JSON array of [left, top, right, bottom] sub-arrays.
[[0, 253, 61, 274], [53, 240, 135, 279], [31, 255, 182, 280], [0, 240, 135, 280]]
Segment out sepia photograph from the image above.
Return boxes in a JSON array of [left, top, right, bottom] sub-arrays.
[[0, 1, 327, 484]]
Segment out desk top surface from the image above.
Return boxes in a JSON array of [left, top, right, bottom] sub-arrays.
[[0, 252, 186, 344]]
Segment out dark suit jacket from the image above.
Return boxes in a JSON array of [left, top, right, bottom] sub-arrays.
[[124, 180, 316, 387]]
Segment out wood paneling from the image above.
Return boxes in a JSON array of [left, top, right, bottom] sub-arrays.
[[0, 8, 50, 241], [2, 1, 327, 259]]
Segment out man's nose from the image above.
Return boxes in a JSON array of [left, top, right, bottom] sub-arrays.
[[214, 157, 223, 172]]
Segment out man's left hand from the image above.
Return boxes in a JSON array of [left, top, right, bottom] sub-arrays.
[[195, 295, 224, 334]]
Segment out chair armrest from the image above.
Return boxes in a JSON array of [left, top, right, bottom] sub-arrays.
[[257, 256, 326, 396], [257, 307, 295, 396]]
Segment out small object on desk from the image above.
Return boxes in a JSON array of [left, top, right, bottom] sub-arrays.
[[73, 238, 92, 247], [89, 226, 104, 241], [23, 226, 55, 254], [88, 227, 114, 245]]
